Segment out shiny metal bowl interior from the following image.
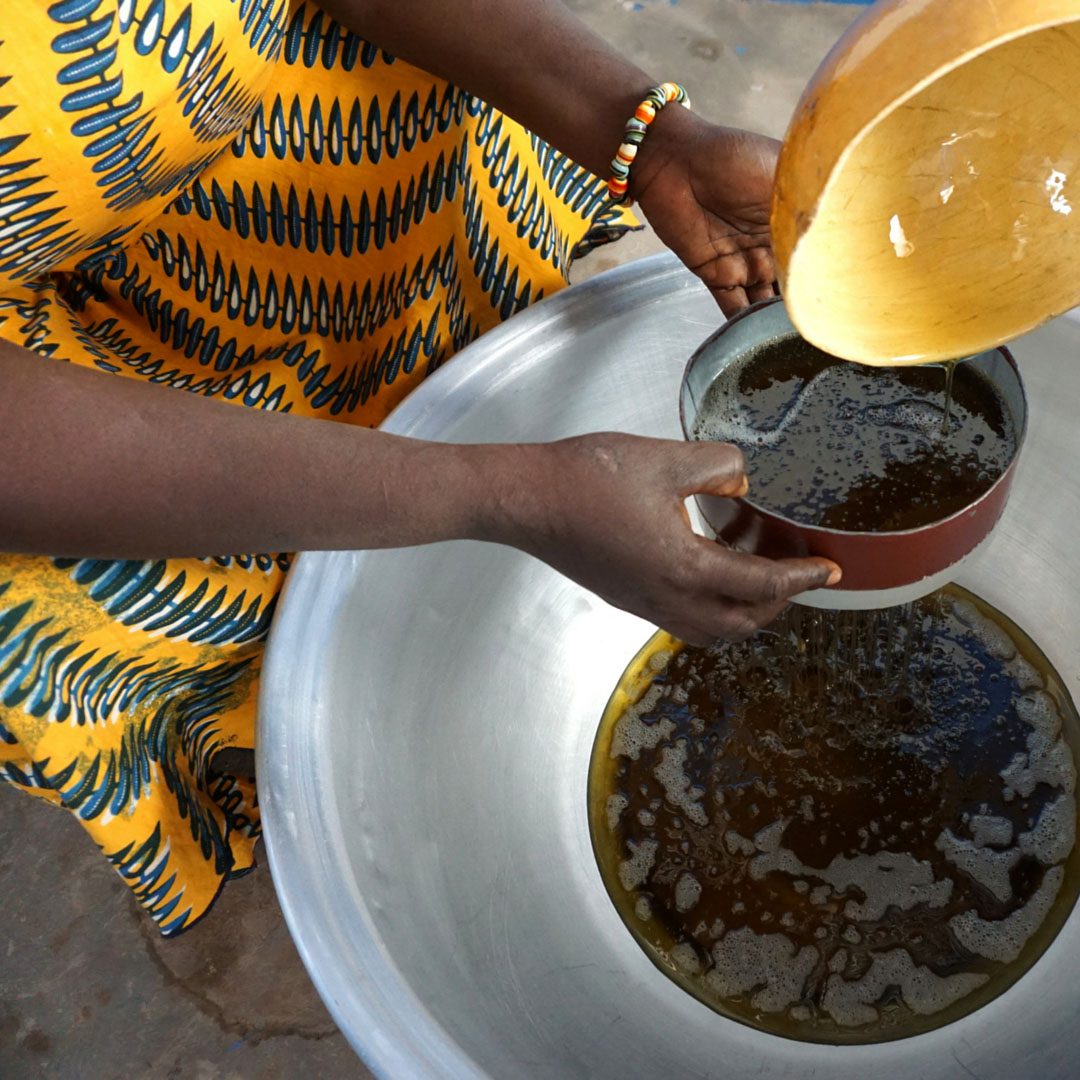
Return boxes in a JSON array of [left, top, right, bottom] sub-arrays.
[[259, 254, 1080, 1080]]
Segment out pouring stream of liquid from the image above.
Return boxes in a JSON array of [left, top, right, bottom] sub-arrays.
[[941, 359, 957, 436], [939, 356, 979, 437]]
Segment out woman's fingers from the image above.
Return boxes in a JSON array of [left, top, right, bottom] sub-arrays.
[[695, 540, 842, 606], [711, 283, 750, 317], [673, 439, 747, 497], [745, 279, 777, 305], [670, 598, 789, 647]]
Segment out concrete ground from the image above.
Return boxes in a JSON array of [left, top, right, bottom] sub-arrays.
[[1, 2, 864, 1077]]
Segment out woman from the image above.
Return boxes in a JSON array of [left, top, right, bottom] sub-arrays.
[[0, 0, 839, 934]]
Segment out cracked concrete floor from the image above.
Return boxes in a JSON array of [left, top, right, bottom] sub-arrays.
[[0, 2, 862, 1077]]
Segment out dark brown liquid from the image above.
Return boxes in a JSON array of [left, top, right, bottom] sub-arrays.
[[691, 338, 1017, 532], [589, 587, 1080, 1042]]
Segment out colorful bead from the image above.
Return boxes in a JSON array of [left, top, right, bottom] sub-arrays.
[[607, 83, 692, 205], [634, 101, 656, 124]]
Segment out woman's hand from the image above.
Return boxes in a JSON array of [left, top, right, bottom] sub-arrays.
[[632, 108, 782, 317], [483, 433, 840, 646]]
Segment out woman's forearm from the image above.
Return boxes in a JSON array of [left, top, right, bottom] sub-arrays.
[[320, 0, 665, 180], [0, 339, 526, 558], [0, 340, 839, 644]]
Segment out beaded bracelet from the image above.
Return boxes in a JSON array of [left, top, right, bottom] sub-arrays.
[[608, 82, 692, 204]]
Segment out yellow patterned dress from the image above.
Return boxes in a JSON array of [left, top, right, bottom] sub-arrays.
[[0, 0, 632, 934]]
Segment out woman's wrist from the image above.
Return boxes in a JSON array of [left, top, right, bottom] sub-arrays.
[[458, 442, 557, 551], [626, 102, 702, 202]]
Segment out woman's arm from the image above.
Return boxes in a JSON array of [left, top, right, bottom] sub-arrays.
[[319, 0, 659, 183], [0, 340, 837, 644], [321, 0, 781, 312], [0, 337, 485, 556]]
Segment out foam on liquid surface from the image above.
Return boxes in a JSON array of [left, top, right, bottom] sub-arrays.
[[690, 337, 1017, 532], [589, 586, 1080, 1042]]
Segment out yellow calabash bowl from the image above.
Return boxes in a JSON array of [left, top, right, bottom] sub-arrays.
[[772, 0, 1080, 365]]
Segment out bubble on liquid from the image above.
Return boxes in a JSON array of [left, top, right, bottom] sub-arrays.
[[1001, 731, 1076, 799], [754, 818, 788, 853], [704, 927, 819, 1014], [675, 872, 703, 913], [1014, 689, 1063, 738], [1018, 794, 1076, 866], [618, 838, 658, 892], [653, 740, 709, 827], [1008, 657, 1045, 693], [610, 683, 675, 761], [953, 599, 1018, 661], [822, 949, 989, 1027], [606, 793, 629, 832], [969, 814, 1014, 847], [935, 828, 1017, 903], [860, 398, 955, 438], [671, 941, 703, 975], [691, 363, 802, 446], [950, 867, 1066, 963], [750, 823, 952, 921]]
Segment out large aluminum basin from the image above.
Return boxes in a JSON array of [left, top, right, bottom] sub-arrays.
[[259, 254, 1080, 1079]]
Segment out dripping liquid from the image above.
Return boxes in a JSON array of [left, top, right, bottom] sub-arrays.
[[941, 359, 958, 438], [589, 587, 1080, 1043]]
